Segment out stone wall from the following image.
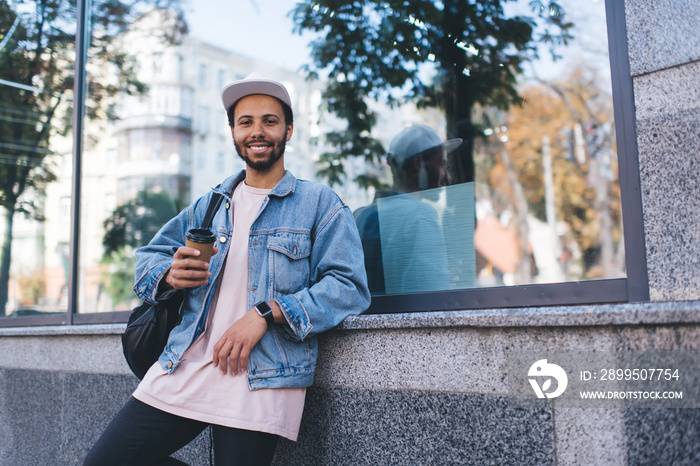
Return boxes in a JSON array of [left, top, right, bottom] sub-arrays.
[[1, 0, 699, 465], [625, 0, 700, 301], [1, 302, 699, 465]]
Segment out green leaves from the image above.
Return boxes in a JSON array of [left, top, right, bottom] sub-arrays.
[[102, 189, 183, 254], [292, 0, 573, 186]]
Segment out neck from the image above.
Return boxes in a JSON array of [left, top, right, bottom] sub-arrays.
[[244, 163, 286, 189]]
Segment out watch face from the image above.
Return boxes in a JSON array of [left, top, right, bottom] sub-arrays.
[[255, 301, 275, 327], [256, 301, 272, 314]]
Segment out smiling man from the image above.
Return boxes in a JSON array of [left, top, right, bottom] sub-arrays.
[[85, 73, 370, 465]]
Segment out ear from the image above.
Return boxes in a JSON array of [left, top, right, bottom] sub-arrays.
[[285, 123, 294, 141]]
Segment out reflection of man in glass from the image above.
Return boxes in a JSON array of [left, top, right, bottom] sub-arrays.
[[355, 125, 462, 294]]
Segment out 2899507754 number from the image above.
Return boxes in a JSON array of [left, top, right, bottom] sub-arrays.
[[600, 368, 679, 381]]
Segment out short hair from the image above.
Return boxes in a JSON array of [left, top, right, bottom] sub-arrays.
[[226, 97, 294, 127]]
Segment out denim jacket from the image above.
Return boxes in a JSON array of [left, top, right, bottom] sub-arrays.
[[133, 170, 370, 390]]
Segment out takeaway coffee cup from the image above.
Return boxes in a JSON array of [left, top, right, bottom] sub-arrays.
[[185, 228, 216, 264]]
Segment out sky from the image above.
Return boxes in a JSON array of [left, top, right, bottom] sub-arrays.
[[185, 0, 313, 71], [185, 0, 611, 82]]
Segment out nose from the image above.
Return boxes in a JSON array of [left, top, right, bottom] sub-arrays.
[[250, 121, 265, 138]]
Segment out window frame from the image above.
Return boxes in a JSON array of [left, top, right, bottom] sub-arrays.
[[0, 0, 648, 328]]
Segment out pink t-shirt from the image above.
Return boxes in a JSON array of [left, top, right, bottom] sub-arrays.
[[134, 182, 306, 441]]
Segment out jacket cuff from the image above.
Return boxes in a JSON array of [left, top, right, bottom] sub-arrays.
[[133, 259, 173, 304], [274, 295, 313, 341]]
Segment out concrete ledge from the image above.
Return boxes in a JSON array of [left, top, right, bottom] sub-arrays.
[[3, 301, 699, 338], [340, 301, 700, 330], [0, 323, 126, 337]]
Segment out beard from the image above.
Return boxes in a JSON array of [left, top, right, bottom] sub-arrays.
[[234, 136, 286, 171]]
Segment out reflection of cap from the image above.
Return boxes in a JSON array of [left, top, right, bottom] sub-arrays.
[[221, 72, 292, 112], [388, 125, 462, 165]]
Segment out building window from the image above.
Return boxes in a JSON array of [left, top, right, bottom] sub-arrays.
[[198, 63, 207, 87], [217, 69, 226, 92]]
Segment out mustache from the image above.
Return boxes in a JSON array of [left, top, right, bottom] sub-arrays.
[[245, 139, 272, 147]]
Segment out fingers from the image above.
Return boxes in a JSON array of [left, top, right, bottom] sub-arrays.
[[212, 310, 267, 375], [167, 247, 212, 289], [213, 339, 238, 375], [213, 339, 244, 375], [173, 246, 208, 263], [237, 346, 252, 375]]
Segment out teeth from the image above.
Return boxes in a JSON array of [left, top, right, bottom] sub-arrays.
[[249, 145, 268, 153]]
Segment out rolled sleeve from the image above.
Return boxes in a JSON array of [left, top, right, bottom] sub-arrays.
[[133, 257, 174, 304], [274, 204, 370, 341]]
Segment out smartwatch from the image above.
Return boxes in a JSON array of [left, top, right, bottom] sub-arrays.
[[254, 301, 275, 328]]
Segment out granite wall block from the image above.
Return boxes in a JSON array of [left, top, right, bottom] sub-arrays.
[[625, 408, 700, 465], [624, 0, 700, 76], [0, 368, 211, 466], [633, 62, 700, 301], [0, 369, 64, 465], [274, 387, 554, 466]]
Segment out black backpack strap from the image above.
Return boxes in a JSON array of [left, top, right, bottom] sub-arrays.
[[202, 192, 225, 229]]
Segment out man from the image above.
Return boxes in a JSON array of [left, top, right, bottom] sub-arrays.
[[355, 125, 461, 294], [85, 73, 370, 465]]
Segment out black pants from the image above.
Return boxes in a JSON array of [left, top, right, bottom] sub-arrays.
[[84, 397, 279, 466]]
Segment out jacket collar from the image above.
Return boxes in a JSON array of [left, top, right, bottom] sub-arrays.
[[217, 169, 297, 198]]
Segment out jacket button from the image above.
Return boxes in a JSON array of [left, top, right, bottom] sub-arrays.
[[220, 236, 227, 243], [167, 362, 172, 368]]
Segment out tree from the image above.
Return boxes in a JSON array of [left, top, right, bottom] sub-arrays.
[[477, 62, 622, 280], [291, 0, 572, 188], [102, 189, 183, 256], [0, 0, 185, 315], [100, 189, 183, 308]]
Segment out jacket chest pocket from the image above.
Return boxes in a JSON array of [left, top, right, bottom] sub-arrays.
[[267, 233, 312, 295]]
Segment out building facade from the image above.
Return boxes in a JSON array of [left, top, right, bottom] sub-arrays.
[[1, 0, 699, 464]]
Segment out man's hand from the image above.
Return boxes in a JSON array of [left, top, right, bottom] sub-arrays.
[[163, 246, 219, 290], [212, 309, 268, 375]]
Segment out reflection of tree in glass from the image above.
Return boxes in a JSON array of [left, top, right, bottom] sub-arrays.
[[477, 63, 622, 281], [0, 0, 186, 315], [101, 189, 183, 308], [291, 0, 573, 188], [103, 189, 183, 254]]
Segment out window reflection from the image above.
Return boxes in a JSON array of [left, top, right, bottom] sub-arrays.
[[0, 0, 622, 316], [355, 125, 476, 294], [290, 0, 622, 294], [0, 0, 75, 317]]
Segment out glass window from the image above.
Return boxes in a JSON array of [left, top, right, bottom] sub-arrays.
[[79, 5, 190, 313], [0, 1, 76, 319], [288, 0, 623, 297], [1, 0, 637, 321]]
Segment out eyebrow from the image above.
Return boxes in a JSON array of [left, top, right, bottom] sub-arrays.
[[236, 113, 281, 122]]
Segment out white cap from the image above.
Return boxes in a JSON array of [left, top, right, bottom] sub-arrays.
[[388, 125, 462, 165], [221, 72, 292, 112]]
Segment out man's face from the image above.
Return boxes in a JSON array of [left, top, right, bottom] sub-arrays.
[[231, 94, 293, 172], [420, 148, 450, 190]]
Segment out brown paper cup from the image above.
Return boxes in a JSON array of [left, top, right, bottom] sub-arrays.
[[185, 228, 216, 264]]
